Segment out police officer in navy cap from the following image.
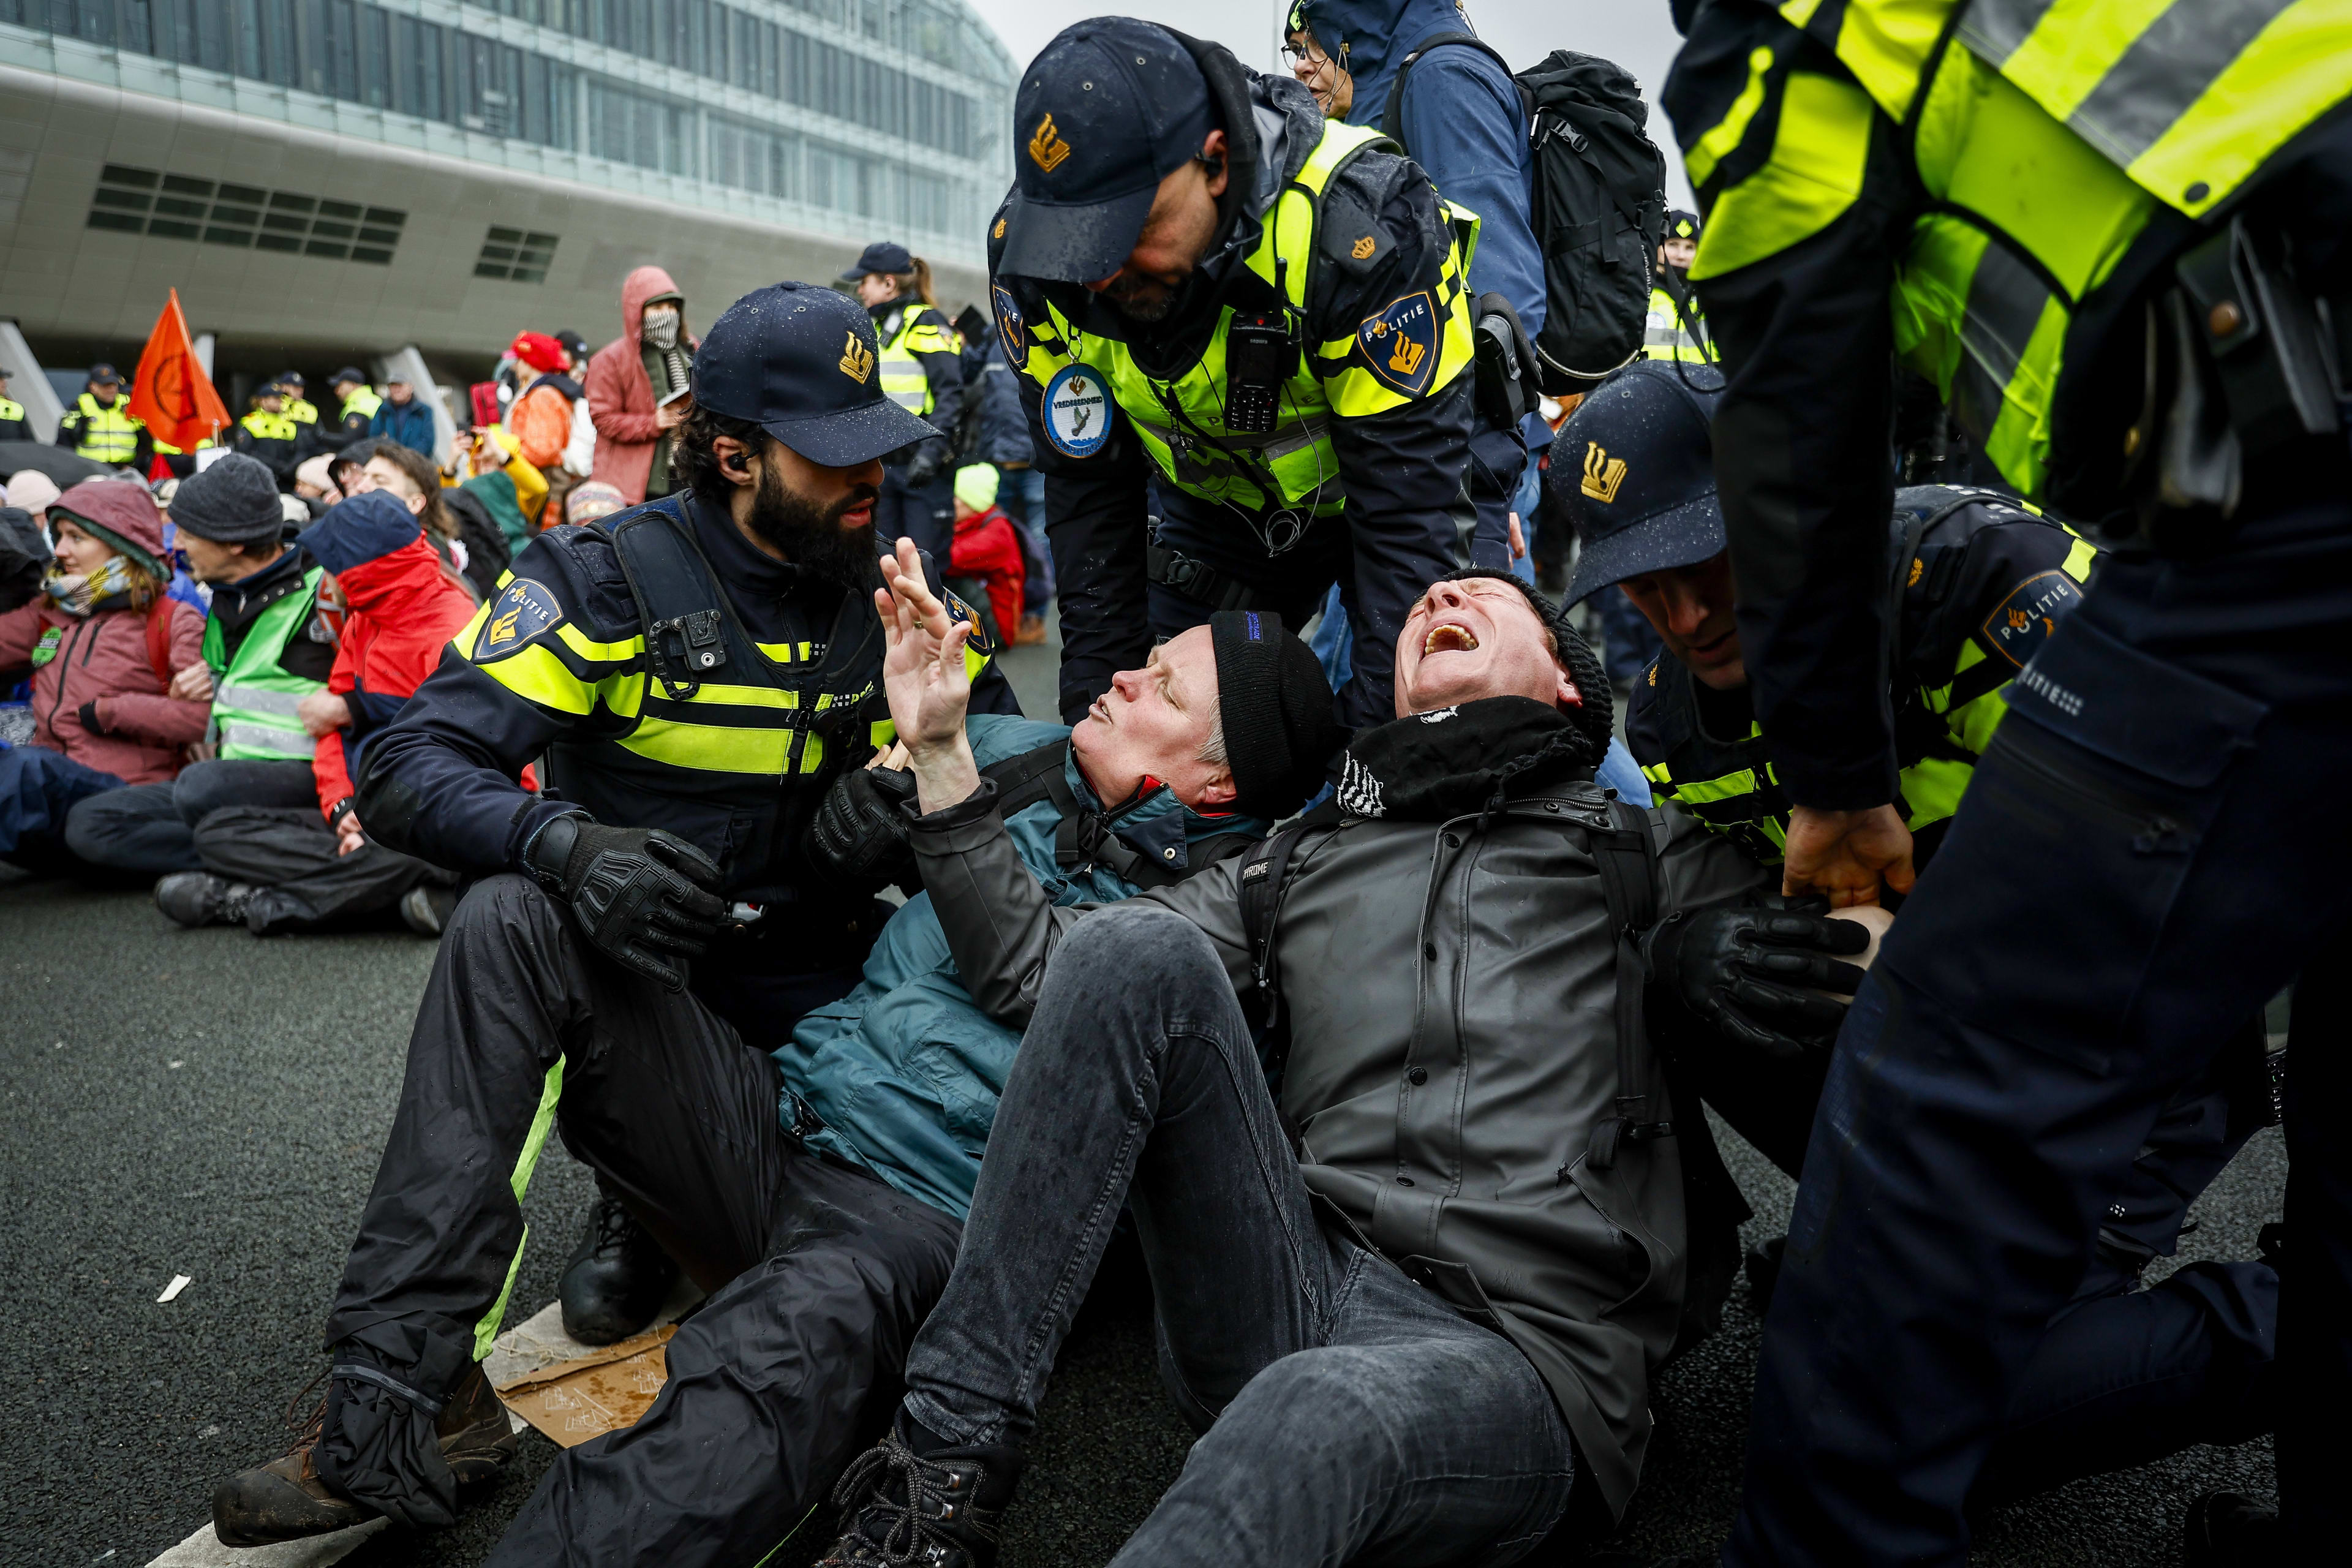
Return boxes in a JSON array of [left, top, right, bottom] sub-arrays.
[[841, 239, 964, 560], [210, 281, 1022, 1550], [988, 15, 1488, 729]]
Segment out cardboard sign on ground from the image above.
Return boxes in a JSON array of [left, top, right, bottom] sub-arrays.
[[491, 1324, 677, 1447]]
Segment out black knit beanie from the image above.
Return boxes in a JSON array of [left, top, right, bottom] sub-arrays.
[[168, 453, 286, 546], [1207, 610, 1341, 819], [1433, 569, 1615, 741]]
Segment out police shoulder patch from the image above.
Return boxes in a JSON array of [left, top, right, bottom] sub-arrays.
[[1041, 363, 1110, 458], [993, 283, 1027, 366], [475, 578, 565, 661], [1357, 290, 1440, 397], [944, 587, 998, 655], [1980, 569, 2084, 667]]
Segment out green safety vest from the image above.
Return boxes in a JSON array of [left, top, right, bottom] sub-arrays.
[[340, 387, 383, 423], [72, 393, 144, 464], [1642, 284, 1712, 363], [1688, 0, 2352, 497], [878, 307, 954, 417], [241, 409, 300, 443], [284, 397, 320, 426], [202, 567, 328, 762], [1005, 119, 1479, 519]]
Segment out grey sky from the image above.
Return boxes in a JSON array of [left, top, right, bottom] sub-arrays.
[[962, 0, 1694, 206]]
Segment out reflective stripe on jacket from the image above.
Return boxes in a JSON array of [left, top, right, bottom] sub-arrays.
[[203, 565, 328, 761], [878, 306, 956, 416], [70, 393, 143, 462]]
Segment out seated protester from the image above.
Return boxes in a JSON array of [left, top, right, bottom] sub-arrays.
[[816, 560, 1836, 1567], [366, 375, 437, 459], [465, 582, 1340, 1564], [0, 483, 206, 875], [153, 491, 470, 937], [448, 424, 548, 555], [232, 384, 304, 491], [345, 439, 508, 602], [64, 454, 334, 879], [292, 454, 341, 516], [946, 463, 1024, 647], [562, 480, 628, 527], [206, 284, 1033, 1553], [1560, 363, 2279, 1505]]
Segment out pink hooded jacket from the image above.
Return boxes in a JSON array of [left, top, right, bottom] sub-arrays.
[[585, 266, 698, 504], [0, 481, 207, 784]]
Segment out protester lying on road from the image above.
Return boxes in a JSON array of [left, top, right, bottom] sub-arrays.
[[1561, 364, 2279, 1506], [153, 490, 469, 937], [0, 480, 206, 876], [816, 560, 1860, 1567]]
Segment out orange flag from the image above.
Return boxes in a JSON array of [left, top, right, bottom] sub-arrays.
[[127, 288, 230, 454]]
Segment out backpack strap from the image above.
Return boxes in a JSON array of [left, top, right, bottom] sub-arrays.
[[144, 594, 177, 689], [1237, 797, 1344, 1030], [980, 738, 1073, 819], [1380, 32, 1533, 160], [598, 505, 730, 701], [1585, 794, 1669, 1171]]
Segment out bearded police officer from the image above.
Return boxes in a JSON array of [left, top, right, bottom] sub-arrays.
[[208, 282, 1019, 1548], [990, 17, 1479, 728], [1660, 0, 2352, 1559]]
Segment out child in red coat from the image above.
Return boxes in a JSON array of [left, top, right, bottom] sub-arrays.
[[949, 464, 1025, 647]]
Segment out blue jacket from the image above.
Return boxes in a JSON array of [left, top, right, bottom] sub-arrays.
[[957, 337, 1034, 468], [368, 396, 437, 458], [1305, 0, 1545, 340], [774, 714, 1270, 1218]]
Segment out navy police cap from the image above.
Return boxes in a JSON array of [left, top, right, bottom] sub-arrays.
[[997, 18, 1217, 285], [692, 281, 937, 468], [840, 241, 914, 281], [1553, 361, 1728, 606]]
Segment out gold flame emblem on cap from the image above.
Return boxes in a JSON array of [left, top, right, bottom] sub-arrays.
[[839, 331, 875, 384], [1580, 442, 1628, 503], [1028, 112, 1072, 173]]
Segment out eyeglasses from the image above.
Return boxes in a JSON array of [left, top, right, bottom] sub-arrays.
[[1281, 39, 1329, 66]]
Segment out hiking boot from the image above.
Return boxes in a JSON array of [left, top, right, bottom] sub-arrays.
[[2185, 1491, 2279, 1566], [559, 1194, 679, 1345], [1014, 613, 1048, 646], [399, 883, 461, 937], [820, 1419, 1023, 1568], [211, 1360, 514, 1546], [156, 872, 256, 929]]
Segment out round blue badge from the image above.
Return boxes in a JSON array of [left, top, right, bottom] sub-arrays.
[[1041, 363, 1111, 459]]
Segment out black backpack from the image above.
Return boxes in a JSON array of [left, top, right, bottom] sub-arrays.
[[1383, 37, 1668, 393]]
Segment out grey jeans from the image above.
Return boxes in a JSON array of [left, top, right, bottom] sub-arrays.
[[902, 901, 1577, 1567]]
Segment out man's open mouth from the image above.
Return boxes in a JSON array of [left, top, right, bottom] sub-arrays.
[[1423, 623, 1480, 655]]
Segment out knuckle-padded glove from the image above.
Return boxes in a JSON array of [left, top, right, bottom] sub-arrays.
[[1643, 897, 1872, 1061], [809, 766, 918, 884], [900, 440, 949, 489], [529, 816, 727, 992]]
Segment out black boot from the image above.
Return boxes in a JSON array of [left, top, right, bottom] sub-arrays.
[[820, 1417, 1023, 1568], [2185, 1492, 2279, 1567], [558, 1194, 679, 1345]]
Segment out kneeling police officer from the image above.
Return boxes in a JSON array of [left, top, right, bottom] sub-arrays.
[[990, 17, 1482, 728], [209, 282, 1018, 1547]]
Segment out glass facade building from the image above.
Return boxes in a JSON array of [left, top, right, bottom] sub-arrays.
[[1, 0, 1015, 258]]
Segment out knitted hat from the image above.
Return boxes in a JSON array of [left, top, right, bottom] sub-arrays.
[[511, 331, 567, 373], [1, 470, 61, 515], [1208, 610, 1343, 818], [954, 463, 1000, 512], [1433, 569, 1615, 740], [296, 489, 421, 575], [169, 453, 287, 546], [565, 481, 628, 524]]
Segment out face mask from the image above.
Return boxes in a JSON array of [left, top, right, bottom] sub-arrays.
[[642, 305, 681, 349], [43, 555, 138, 617]]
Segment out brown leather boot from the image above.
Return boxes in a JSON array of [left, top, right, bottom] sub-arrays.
[[210, 1360, 516, 1545]]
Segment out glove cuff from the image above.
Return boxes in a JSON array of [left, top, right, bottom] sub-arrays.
[[525, 812, 589, 895]]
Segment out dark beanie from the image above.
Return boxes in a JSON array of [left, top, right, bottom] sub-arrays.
[[170, 453, 286, 546], [1208, 611, 1341, 819], [1433, 569, 1615, 739]]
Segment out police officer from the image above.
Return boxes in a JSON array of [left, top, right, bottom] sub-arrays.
[[231, 382, 302, 489], [990, 18, 1477, 728], [274, 369, 320, 429], [208, 282, 1019, 1547], [1660, 0, 2352, 1558], [326, 367, 380, 452], [57, 362, 150, 471], [0, 366, 28, 443], [1642, 210, 1709, 364], [842, 240, 963, 562], [1558, 363, 2278, 1511]]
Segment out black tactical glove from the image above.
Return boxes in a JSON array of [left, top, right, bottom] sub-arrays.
[[808, 766, 919, 884], [1645, 896, 1872, 1061], [899, 439, 950, 490], [528, 815, 726, 992]]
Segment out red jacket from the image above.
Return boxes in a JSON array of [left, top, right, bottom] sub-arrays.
[[312, 536, 479, 818], [586, 266, 696, 505], [0, 597, 207, 784], [951, 506, 1027, 645]]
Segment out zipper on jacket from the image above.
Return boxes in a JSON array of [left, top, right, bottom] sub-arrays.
[[1994, 728, 2189, 854], [44, 618, 91, 734]]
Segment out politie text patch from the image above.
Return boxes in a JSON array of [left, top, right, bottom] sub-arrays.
[[1981, 569, 2083, 666], [475, 578, 564, 661], [1041, 363, 1110, 458], [1357, 290, 1439, 397]]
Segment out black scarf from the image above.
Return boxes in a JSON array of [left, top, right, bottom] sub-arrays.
[[1333, 697, 1597, 821]]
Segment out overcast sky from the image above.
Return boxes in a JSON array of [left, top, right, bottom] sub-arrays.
[[961, 0, 1694, 206]]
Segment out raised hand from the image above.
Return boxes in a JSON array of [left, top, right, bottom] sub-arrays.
[[873, 536, 982, 811]]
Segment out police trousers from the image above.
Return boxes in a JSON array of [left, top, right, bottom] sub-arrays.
[[323, 874, 955, 1568], [876, 461, 954, 564], [1726, 466, 2352, 1566]]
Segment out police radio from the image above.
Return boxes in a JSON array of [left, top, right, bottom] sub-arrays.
[[1224, 308, 1293, 434]]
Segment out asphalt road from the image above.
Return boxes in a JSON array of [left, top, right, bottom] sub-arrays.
[[1, 628, 2286, 1566]]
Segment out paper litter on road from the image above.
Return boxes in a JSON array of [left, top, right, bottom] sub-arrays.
[[156, 1275, 192, 1303], [492, 1324, 677, 1447], [145, 1518, 385, 1567]]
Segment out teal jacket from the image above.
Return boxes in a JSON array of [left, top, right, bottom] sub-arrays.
[[772, 713, 1270, 1219]]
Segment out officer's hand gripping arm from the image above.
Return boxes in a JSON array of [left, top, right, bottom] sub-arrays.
[[527, 815, 727, 991], [808, 764, 920, 886], [1644, 895, 1871, 1061]]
